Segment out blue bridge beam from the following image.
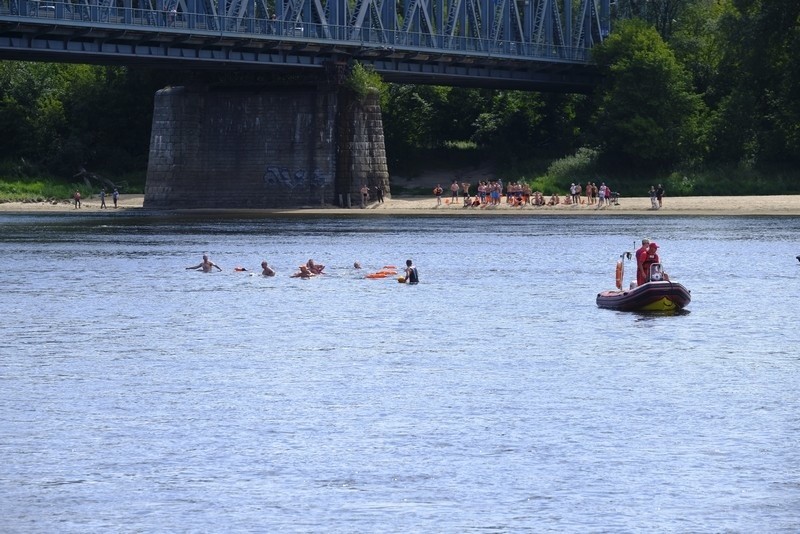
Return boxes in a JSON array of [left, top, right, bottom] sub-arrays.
[[0, 0, 610, 91]]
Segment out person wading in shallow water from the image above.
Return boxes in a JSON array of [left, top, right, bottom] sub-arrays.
[[186, 254, 222, 273], [261, 261, 276, 276], [404, 259, 419, 284]]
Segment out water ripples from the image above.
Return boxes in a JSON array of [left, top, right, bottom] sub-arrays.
[[1, 214, 799, 532]]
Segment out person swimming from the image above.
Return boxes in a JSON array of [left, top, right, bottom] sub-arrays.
[[261, 261, 276, 276], [291, 265, 314, 279], [306, 259, 325, 274]]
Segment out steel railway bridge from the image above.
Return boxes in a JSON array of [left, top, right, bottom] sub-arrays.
[[1, 0, 610, 90]]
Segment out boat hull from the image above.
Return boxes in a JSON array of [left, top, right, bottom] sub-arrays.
[[596, 281, 691, 312]]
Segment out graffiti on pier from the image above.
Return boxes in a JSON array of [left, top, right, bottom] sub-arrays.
[[264, 167, 331, 189]]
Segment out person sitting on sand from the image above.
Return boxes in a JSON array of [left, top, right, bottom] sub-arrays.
[[471, 196, 481, 207], [291, 265, 314, 278], [261, 261, 276, 276], [548, 193, 559, 206], [306, 259, 325, 274], [186, 254, 222, 273]]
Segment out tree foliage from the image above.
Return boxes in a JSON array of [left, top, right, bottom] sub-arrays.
[[0, 62, 168, 177], [2, 0, 800, 189], [591, 19, 706, 168], [709, 0, 800, 164]]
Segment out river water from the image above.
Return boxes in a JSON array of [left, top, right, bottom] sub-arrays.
[[1, 213, 799, 532]]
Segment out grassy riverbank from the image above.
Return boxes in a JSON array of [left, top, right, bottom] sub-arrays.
[[0, 161, 145, 203]]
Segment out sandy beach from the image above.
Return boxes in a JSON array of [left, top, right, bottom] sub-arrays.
[[2, 194, 800, 216]]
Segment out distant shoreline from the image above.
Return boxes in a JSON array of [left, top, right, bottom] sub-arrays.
[[2, 194, 800, 216]]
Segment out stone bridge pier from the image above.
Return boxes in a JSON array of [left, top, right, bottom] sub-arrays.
[[144, 70, 389, 209]]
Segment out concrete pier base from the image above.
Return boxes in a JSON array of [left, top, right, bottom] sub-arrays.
[[144, 79, 389, 209]]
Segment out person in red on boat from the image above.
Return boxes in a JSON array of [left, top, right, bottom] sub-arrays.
[[636, 238, 651, 286], [641, 242, 670, 282]]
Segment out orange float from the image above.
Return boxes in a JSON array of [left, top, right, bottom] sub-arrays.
[[615, 261, 624, 290]]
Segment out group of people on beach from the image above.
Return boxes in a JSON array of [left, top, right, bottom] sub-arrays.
[[359, 184, 385, 208], [186, 255, 419, 283], [431, 179, 620, 208], [73, 188, 120, 209], [649, 184, 665, 209]]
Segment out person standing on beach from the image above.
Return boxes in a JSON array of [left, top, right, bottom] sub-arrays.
[[360, 184, 370, 208], [375, 185, 384, 203], [112, 188, 119, 208], [649, 186, 658, 209], [186, 254, 222, 272], [99, 189, 107, 209], [433, 184, 443, 206], [450, 180, 459, 204], [73, 190, 81, 209], [656, 184, 665, 208]]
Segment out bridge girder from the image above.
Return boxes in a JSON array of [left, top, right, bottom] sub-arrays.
[[1, 0, 610, 90]]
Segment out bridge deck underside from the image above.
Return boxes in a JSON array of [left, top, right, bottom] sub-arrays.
[[0, 0, 608, 90]]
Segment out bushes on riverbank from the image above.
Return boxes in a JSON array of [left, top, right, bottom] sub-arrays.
[[0, 159, 144, 202]]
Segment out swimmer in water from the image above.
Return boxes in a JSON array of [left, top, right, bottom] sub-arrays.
[[291, 265, 314, 279], [186, 254, 222, 273], [261, 261, 276, 276]]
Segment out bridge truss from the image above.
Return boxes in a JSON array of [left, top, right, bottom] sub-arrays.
[[1, 0, 610, 90]]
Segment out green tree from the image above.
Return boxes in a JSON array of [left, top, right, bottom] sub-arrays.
[[591, 19, 706, 168], [709, 0, 800, 165], [0, 61, 171, 177], [612, 0, 694, 40], [669, 0, 731, 101]]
